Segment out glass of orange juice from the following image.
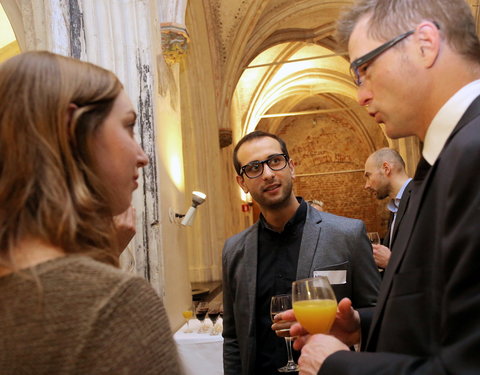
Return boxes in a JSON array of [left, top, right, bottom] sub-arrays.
[[292, 276, 337, 334], [182, 302, 195, 333]]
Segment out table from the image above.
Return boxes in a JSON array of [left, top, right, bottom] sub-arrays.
[[174, 319, 224, 375]]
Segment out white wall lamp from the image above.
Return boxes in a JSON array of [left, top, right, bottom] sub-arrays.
[[169, 191, 207, 226]]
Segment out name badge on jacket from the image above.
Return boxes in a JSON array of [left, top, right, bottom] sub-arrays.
[[313, 270, 347, 285]]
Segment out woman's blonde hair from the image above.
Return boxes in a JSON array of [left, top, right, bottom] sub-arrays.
[[0, 51, 124, 268]]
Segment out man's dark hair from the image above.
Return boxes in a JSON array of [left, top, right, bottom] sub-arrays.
[[233, 131, 289, 175]]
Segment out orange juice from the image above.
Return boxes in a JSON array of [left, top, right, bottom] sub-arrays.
[[293, 299, 337, 334]]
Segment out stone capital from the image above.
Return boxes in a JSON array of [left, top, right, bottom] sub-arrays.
[[160, 22, 190, 65]]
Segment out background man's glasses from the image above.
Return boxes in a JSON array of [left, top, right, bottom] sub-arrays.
[[240, 153, 289, 179], [350, 29, 414, 86]]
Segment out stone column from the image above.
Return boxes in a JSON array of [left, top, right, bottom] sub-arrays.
[[6, 0, 164, 294]]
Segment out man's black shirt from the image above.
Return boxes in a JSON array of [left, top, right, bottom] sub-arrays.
[[254, 198, 307, 374]]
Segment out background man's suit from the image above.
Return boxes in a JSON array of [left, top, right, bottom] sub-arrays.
[[320, 96, 480, 374], [222, 205, 381, 375], [382, 179, 414, 249]]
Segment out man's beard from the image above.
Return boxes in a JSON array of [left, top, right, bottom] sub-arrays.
[[375, 184, 390, 200], [252, 179, 294, 210]]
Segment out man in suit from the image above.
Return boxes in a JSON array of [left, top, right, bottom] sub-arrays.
[[222, 131, 381, 375], [363, 148, 412, 270], [286, 0, 480, 374]]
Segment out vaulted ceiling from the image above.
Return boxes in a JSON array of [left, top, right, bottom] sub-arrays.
[[200, 0, 480, 142], [199, 0, 377, 148]]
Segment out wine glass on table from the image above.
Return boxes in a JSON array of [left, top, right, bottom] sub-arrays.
[[218, 303, 224, 334], [367, 232, 380, 245], [195, 302, 209, 333], [208, 302, 221, 335], [270, 294, 299, 373], [292, 276, 337, 335], [182, 302, 195, 333]]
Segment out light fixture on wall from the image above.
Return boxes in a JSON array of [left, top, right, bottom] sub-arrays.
[[170, 191, 207, 226], [241, 192, 253, 212], [246, 193, 253, 206]]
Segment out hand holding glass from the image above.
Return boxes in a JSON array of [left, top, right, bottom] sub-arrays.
[[292, 276, 337, 334], [271, 294, 299, 373], [367, 232, 380, 245]]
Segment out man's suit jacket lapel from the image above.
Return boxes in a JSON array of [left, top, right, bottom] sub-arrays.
[[366, 93, 480, 351], [244, 223, 259, 337], [382, 212, 394, 247], [389, 180, 414, 248], [296, 207, 322, 280], [365, 158, 432, 350]]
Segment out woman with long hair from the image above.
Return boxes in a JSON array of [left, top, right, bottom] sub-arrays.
[[0, 51, 180, 374]]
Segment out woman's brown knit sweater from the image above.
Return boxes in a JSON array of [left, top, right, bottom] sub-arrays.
[[0, 255, 181, 374]]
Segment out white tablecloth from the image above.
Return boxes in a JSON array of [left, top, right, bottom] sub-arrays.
[[174, 319, 224, 375]]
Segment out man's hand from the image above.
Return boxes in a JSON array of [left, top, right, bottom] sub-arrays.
[[290, 298, 360, 351], [113, 206, 136, 254], [372, 244, 391, 268], [272, 309, 297, 338], [329, 298, 361, 346], [298, 334, 349, 375]]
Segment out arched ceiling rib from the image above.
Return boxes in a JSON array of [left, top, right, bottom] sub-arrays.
[[234, 41, 358, 134]]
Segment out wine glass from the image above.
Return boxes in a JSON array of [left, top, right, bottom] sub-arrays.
[[367, 232, 380, 245], [182, 302, 194, 333], [208, 302, 221, 335], [270, 294, 299, 373], [292, 277, 337, 334], [195, 302, 209, 333]]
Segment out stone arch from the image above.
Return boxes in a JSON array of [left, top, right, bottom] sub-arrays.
[[230, 13, 392, 232], [1, 1, 25, 51]]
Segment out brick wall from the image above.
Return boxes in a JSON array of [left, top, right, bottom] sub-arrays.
[[277, 112, 390, 238]]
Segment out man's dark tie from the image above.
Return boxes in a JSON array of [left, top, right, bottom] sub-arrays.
[[414, 156, 431, 182], [383, 211, 395, 248]]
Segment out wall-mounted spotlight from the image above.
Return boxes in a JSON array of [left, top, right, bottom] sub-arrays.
[[170, 191, 207, 226]]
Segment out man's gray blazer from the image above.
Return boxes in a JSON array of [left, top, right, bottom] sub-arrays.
[[222, 205, 381, 375]]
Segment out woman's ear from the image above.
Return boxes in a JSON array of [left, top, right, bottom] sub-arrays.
[[65, 103, 79, 139], [66, 103, 78, 127]]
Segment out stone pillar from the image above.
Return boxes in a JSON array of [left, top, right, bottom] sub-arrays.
[[7, 0, 164, 295]]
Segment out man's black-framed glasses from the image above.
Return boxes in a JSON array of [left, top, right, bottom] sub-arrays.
[[240, 153, 289, 179], [350, 29, 414, 86]]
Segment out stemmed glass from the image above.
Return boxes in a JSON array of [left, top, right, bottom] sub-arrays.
[[367, 232, 380, 245], [218, 303, 224, 334], [270, 294, 299, 373], [208, 302, 221, 335], [292, 277, 337, 335], [195, 302, 209, 333], [182, 302, 195, 333]]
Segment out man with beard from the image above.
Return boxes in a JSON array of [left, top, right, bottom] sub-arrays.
[[222, 131, 381, 375], [364, 148, 412, 271]]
